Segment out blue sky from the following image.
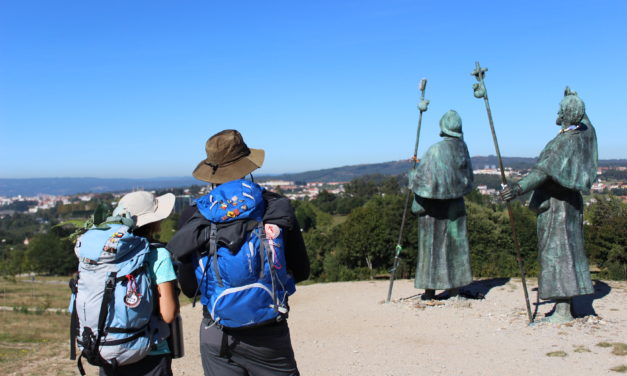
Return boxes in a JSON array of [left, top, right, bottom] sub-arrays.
[[1, 1, 625, 178]]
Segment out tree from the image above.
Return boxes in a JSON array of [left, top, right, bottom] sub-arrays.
[[585, 195, 627, 280], [465, 201, 538, 278], [333, 195, 414, 277], [25, 233, 76, 275]]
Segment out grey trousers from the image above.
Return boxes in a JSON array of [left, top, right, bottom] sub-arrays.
[[199, 318, 300, 376]]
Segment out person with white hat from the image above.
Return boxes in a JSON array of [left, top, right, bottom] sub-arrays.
[[168, 129, 310, 376], [100, 191, 179, 376]]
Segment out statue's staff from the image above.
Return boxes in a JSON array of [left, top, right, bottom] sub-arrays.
[[386, 78, 429, 303], [471, 61, 533, 323]]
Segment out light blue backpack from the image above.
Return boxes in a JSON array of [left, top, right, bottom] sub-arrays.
[[69, 220, 169, 375], [194, 179, 296, 328]]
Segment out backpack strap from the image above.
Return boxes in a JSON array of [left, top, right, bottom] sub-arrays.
[[257, 223, 267, 279], [97, 272, 117, 346], [192, 224, 217, 306], [259, 223, 281, 311], [210, 223, 224, 287], [76, 272, 117, 376], [69, 276, 79, 361]]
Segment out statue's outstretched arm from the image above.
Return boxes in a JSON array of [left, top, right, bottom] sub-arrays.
[[501, 169, 548, 201]]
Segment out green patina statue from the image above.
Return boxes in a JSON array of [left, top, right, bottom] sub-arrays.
[[502, 89, 598, 323], [409, 110, 474, 299]]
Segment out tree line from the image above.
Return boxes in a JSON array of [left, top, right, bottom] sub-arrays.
[[295, 174, 626, 282], [0, 176, 625, 281]]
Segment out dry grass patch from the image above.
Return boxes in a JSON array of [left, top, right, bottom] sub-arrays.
[[613, 343, 627, 356], [546, 351, 568, 357], [611, 365, 627, 373], [0, 310, 73, 375], [597, 342, 627, 356], [574, 346, 591, 353], [0, 277, 70, 310]]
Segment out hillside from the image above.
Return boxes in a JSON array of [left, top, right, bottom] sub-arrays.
[[2, 156, 626, 196]]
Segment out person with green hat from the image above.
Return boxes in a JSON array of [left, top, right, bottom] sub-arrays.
[[167, 129, 310, 376], [408, 110, 474, 300]]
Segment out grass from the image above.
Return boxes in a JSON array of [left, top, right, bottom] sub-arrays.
[[597, 342, 627, 356], [546, 351, 568, 357], [613, 343, 627, 356], [0, 276, 71, 310], [0, 310, 75, 375], [0, 278, 76, 374], [611, 365, 627, 373], [331, 215, 348, 226], [574, 346, 591, 353]]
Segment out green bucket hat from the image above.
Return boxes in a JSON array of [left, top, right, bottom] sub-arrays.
[[192, 130, 265, 184]]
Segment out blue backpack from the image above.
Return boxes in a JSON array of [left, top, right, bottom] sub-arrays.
[[69, 220, 169, 375], [194, 179, 296, 328]]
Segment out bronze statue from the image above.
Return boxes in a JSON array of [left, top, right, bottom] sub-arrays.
[[409, 110, 474, 299], [502, 89, 598, 323]]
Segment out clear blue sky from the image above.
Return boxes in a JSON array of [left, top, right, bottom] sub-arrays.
[[1, 1, 625, 178]]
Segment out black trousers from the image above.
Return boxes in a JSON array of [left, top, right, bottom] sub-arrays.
[[200, 318, 300, 376], [99, 354, 173, 376]]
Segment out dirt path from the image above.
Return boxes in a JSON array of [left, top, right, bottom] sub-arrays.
[[171, 278, 627, 376], [55, 278, 627, 375]]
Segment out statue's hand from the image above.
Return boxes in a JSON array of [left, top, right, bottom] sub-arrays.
[[500, 183, 522, 202]]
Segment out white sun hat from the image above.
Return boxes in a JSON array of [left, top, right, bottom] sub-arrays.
[[112, 191, 175, 228]]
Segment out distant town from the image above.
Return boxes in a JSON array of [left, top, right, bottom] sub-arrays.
[[2, 163, 626, 219]]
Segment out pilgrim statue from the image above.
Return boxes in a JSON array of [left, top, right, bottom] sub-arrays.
[[408, 110, 474, 299], [502, 89, 598, 323]]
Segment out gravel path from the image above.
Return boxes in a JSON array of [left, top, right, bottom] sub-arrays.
[[170, 278, 627, 376]]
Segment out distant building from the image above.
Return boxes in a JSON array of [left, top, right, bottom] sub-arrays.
[[260, 180, 294, 187]]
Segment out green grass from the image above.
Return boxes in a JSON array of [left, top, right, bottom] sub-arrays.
[[297, 279, 318, 286], [598, 342, 614, 348], [0, 277, 71, 310], [546, 351, 568, 357], [574, 346, 591, 353], [331, 215, 348, 226], [156, 217, 178, 243]]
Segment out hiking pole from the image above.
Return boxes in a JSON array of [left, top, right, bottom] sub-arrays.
[[471, 62, 533, 323], [386, 78, 429, 303]]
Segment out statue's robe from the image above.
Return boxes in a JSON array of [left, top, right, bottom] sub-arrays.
[[410, 137, 474, 290], [520, 117, 598, 300]]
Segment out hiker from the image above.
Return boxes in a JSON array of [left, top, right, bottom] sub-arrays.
[[167, 129, 310, 376], [408, 110, 474, 300], [103, 191, 179, 376], [70, 191, 180, 376], [501, 90, 597, 323]]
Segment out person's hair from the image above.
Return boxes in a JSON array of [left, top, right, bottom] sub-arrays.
[[132, 221, 161, 242]]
